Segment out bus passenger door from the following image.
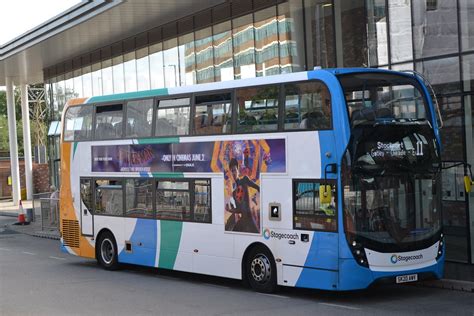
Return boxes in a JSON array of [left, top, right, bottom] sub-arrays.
[[80, 178, 94, 236]]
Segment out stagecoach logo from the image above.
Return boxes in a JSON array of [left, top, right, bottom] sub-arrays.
[[390, 253, 423, 264], [263, 228, 271, 240], [262, 228, 298, 241]]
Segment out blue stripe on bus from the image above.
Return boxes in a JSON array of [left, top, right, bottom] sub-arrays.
[[118, 219, 157, 267]]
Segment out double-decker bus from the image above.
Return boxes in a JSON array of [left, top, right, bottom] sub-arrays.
[[59, 68, 444, 292]]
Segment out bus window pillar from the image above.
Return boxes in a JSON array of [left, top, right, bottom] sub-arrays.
[[20, 83, 33, 201], [5, 77, 20, 205]]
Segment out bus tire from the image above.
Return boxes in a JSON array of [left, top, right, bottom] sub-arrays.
[[245, 245, 277, 293], [96, 231, 119, 270]]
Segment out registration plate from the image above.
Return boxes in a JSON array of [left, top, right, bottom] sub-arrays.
[[396, 274, 418, 283]]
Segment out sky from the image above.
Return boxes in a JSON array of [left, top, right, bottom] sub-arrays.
[[0, 0, 81, 45]]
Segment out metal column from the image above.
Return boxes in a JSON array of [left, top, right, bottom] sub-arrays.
[[21, 84, 33, 200], [5, 77, 20, 205]]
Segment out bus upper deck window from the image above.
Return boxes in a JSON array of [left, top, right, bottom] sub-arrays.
[[236, 86, 278, 133], [283, 82, 331, 130], [126, 99, 153, 138], [63, 105, 93, 142], [156, 98, 190, 136], [194, 93, 232, 135], [95, 104, 123, 139]]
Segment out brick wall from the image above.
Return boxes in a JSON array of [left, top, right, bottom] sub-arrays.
[[0, 160, 50, 198]]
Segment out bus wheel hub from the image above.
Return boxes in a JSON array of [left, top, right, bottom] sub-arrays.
[[251, 254, 271, 283]]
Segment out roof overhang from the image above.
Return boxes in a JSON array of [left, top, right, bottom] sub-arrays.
[[0, 0, 224, 86]]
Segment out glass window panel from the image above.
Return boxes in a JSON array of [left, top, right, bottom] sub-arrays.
[[341, 0, 367, 67], [437, 96, 464, 161], [51, 78, 59, 116], [304, 0, 336, 69], [80, 179, 93, 210], [413, 0, 458, 59], [391, 62, 414, 72], [163, 39, 180, 88], [64, 106, 93, 141], [213, 22, 234, 81], [462, 54, 474, 93], [112, 56, 125, 93], [82, 66, 93, 97], [156, 98, 190, 136], [95, 104, 124, 139], [254, 7, 279, 77], [236, 85, 279, 133], [95, 179, 123, 216], [136, 48, 151, 91], [179, 33, 196, 86], [55, 76, 65, 115], [284, 81, 331, 130], [194, 102, 232, 135], [194, 180, 211, 223], [124, 52, 138, 92], [416, 57, 461, 95], [460, 0, 474, 51], [150, 43, 165, 89], [73, 69, 83, 98], [195, 27, 215, 83], [294, 180, 337, 231], [156, 180, 190, 221], [233, 14, 256, 79], [278, 2, 305, 72], [91, 63, 103, 96], [125, 179, 153, 218], [102, 59, 114, 95], [126, 99, 153, 137], [366, 0, 388, 66], [64, 74, 75, 101], [389, 0, 413, 63]]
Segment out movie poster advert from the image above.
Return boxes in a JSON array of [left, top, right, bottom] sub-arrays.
[[91, 138, 286, 234]]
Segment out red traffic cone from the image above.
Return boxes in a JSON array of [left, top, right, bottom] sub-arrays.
[[18, 200, 25, 224]]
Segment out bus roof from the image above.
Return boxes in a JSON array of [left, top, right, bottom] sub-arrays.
[[66, 68, 413, 106]]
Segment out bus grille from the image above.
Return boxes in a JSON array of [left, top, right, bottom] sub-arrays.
[[62, 219, 79, 248]]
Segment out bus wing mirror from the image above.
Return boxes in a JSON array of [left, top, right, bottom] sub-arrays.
[[320, 185, 332, 204], [464, 176, 473, 193]]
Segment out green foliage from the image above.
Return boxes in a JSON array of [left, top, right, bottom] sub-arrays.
[[0, 87, 44, 155]]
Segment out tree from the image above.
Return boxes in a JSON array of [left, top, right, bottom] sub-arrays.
[[0, 84, 47, 156]]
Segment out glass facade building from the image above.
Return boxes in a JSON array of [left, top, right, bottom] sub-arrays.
[[43, 0, 474, 265]]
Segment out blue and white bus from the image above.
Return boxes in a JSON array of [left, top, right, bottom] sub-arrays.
[[60, 68, 444, 292]]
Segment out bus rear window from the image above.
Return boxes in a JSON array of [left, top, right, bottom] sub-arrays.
[[64, 106, 93, 142]]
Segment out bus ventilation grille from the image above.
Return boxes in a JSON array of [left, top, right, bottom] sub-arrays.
[[62, 220, 79, 248]]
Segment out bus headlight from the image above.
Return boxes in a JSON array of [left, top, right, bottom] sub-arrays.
[[436, 233, 444, 261], [349, 239, 368, 268]]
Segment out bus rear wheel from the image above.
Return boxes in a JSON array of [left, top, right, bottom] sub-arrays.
[[96, 231, 119, 270], [246, 245, 277, 293]]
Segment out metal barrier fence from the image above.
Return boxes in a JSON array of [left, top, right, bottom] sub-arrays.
[[32, 192, 59, 231]]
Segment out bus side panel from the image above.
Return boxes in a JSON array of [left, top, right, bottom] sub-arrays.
[[60, 141, 95, 259], [283, 265, 338, 290], [119, 217, 157, 267]]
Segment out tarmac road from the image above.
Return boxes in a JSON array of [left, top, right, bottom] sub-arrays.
[[1, 215, 473, 316]]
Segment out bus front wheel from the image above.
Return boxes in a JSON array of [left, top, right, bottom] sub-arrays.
[[246, 245, 277, 293], [96, 231, 119, 270]]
